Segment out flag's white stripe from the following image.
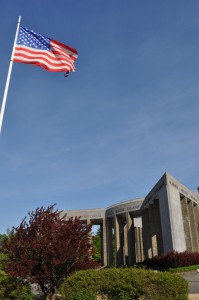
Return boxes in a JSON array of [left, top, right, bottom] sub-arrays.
[[14, 54, 74, 70], [15, 43, 77, 62], [50, 47, 75, 61], [14, 56, 74, 70], [51, 41, 78, 59], [50, 43, 76, 61], [14, 52, 74, 69], [14, 57, 74, 71], [14, 49, 74, 68], [51, 45, 73, 60]]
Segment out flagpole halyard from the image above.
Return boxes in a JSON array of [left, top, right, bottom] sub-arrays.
[[0, 16, 21, 134]]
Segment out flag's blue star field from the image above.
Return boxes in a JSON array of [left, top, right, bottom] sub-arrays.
[[17, 27, 50, 50]]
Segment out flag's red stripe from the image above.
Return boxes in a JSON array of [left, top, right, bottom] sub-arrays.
[[13, 54, 74, 69], [14, 53, 74, 69], [50, 42, 78, 60], [51, 39, 78, 57], [51, 50, 76, 62], [14, 49, 75, 70], [13, 58, 72, 72], [14, 47, 74, 64], [13, 53, 74, 70], [50, 43, 77, 60]]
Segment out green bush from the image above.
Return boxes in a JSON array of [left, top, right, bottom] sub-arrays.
[[0, 270, 33, 300], [169, 264, 199, 273], [60, 268, 188, 300]]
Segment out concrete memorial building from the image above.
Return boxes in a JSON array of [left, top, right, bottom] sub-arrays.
[[62, 172, 199, 267]]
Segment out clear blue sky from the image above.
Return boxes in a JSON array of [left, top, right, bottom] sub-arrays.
[[0, 1, 199, 233]]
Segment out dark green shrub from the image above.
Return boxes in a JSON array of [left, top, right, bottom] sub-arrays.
[[0, 270, 33, 300], [60, 268, 188, 300]]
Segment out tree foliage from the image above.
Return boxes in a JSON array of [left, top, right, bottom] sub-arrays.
[[0, 205, 98, 299], [92, 227, 101, 262], [0, 234, 7, 243], [0, 270, 33, 300]]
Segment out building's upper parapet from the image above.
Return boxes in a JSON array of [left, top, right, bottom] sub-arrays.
[[61, 172, 198, 221], [166, 172, 199, 204], [60, 208, 106, 221], [106, 198, 144, 217]]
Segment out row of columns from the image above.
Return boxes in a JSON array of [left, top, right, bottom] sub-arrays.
[[100, 213, 144, 267], [181, 196, 199, 252], [99, 197, 199, 266]]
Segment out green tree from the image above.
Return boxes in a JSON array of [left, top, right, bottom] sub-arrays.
[[0, 270, 33, 300], [0, 234, 7, 243], [92, 227, 101, 262]]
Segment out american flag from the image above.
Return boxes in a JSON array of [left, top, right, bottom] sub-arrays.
[[13, 27, 78, 73]]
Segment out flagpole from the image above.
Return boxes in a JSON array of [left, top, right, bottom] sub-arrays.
[[0, 16, 21, 134]]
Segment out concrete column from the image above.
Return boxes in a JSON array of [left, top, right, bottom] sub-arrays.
[[181, 197, 193, 252], [148, 204, 158, 257], [193, 204, 199, 251], [153, 200, 164, 255], [139, 227, 144, 262], [86, 219, 92, 259], [158, 187, 173, 252], [101, 218, 108, 266], [125, 212, 136, 265], [114, 215, 123, 266], [187, 200, 198, 252], [123, 217, 128, 266], [135, 227, 142, 262], [106, 218, 113, 266], [142, 208, 153, 259]]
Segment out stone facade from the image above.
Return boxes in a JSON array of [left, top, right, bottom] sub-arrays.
[[62, 172, 199, 267]]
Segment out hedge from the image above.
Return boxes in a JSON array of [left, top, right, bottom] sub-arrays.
[[60, 268, 188, 300], [143, 251, 199, 269], [169, 264, 199, 273]]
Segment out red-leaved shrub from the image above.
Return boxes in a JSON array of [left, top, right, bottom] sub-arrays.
[[143, 251, 199, 269]]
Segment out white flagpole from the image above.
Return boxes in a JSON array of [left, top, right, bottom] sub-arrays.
[[0, 16, 21, 134]]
